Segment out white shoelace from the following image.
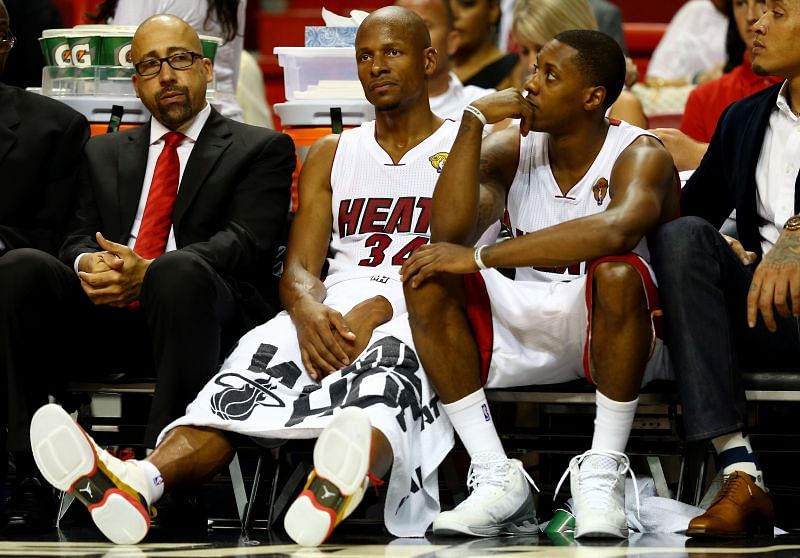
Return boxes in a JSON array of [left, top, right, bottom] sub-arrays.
[[467, 457, 540, 495], [553, 449, 640, 519]]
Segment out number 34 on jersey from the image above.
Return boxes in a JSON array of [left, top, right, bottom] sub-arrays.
[[337, 196, 432, 267]]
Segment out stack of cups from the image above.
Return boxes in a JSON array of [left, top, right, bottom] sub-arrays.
[[41, 26, 223, 68], [39, 25, 138, 69], [39, 26, 222, 95]]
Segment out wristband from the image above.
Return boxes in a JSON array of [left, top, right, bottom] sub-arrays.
[[464, 104, 488, 126], [474, 245, 489, 270]]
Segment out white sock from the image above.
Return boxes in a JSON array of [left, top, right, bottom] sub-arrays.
[[443, 389, 506, 461], [591, 390, 638, 454], [138, 459, 165, 504], [712, 432, 765, 490]]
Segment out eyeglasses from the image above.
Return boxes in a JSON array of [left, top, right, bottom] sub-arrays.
[[0, 30, 15, 53], [134, 51, 202, 77]]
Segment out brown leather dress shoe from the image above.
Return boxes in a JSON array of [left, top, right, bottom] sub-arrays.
[[686, 471, 774, 537]]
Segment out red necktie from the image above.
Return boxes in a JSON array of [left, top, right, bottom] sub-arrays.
[[134, 131, 185, 259]]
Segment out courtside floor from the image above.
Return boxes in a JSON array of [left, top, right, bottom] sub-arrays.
[[2, 529, 800, 557]]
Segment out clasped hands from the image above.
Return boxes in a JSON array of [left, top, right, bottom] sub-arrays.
[[77, 232, 153, 307], [292, 295, 393, 382]]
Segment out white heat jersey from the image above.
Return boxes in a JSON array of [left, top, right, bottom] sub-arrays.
[[325, 119, 460, 287], [507, 119, 653, 283]]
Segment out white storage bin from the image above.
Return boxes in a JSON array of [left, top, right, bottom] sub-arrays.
[[274, 47, 365, 101]]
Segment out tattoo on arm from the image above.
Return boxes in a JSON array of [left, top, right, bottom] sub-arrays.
[[476, 157, 506, 233], [458, 114, 484, 136], [765, 233, 800, 265], [477, 198, 499, 232]]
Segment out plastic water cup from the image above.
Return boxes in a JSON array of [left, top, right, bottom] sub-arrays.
[[199, 35, 223, 63], [67, 34, 101, 68], [39, 29, 73, 67], [98, 34, 134, 67], [543, 508, 576, 534]]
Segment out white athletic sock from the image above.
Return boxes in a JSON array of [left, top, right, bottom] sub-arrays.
[[138, 459, 165, 504], [712, 432, 765, 490], [442, 389, 506, 461], [591, 390, 638, 454]]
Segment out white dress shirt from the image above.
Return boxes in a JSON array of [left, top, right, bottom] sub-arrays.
[[646, 0, 727, 82], [429, 73, 494, 122], [75, 103, 211, 272], [755, 81, 800, 254]]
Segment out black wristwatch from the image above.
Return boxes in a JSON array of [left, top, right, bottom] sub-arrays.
[[784, 215, 800, 231]]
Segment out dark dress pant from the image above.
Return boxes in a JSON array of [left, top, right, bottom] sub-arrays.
[[0, 248, 248, 450], [650, 217, 800, 442]]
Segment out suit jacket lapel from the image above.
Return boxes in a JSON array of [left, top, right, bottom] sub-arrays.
[[118, 123, 151, 243], [795, 158, 800, 215], [0, 85, 20, 163], [740, 85, 781, 256], [173, 109, 232, 229]]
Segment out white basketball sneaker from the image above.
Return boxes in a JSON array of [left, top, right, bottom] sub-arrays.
[[433, 455, 539, 537], [555, 449, 635, 539], [29, 404, 154, 545], [283, 407, 372, 547]]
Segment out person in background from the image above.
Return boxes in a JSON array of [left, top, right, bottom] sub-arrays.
[[397, 0, 494, 121], [646, 0, 729, 86], [91, 0, 246, 122], [0, 0, 89, 532], [511, 0, 647, 128], [652, 0, 780, 171], [1, 0, 62, 87], [588, 0, 626, 53], [498, 0, 626, 53], [237, 49, 274, 128], [450, 0, 525, 90], [398, 0, 506, 243]]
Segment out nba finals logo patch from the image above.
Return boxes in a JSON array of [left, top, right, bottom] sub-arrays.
[[592, 177, 609, 206], [429, 152, 448, 174]]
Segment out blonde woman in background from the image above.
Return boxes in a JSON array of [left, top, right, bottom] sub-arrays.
[[512, 0, 647, 127]]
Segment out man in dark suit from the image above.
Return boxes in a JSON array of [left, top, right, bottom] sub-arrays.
[[0, 0, 89, 530], [1, 0, 62, 88], [651, 0, 799, 538], [0, 10, 294, 524], [0, 2, 88, 256]]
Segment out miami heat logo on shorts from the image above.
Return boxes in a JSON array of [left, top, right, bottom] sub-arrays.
[[428, 152, 448, 174], [210, 373, 285, 421], [592, 177, 609, 206]]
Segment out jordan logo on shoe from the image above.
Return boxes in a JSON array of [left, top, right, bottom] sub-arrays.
[[321, 485, 336, 501], [77, 482, 93, 499]]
